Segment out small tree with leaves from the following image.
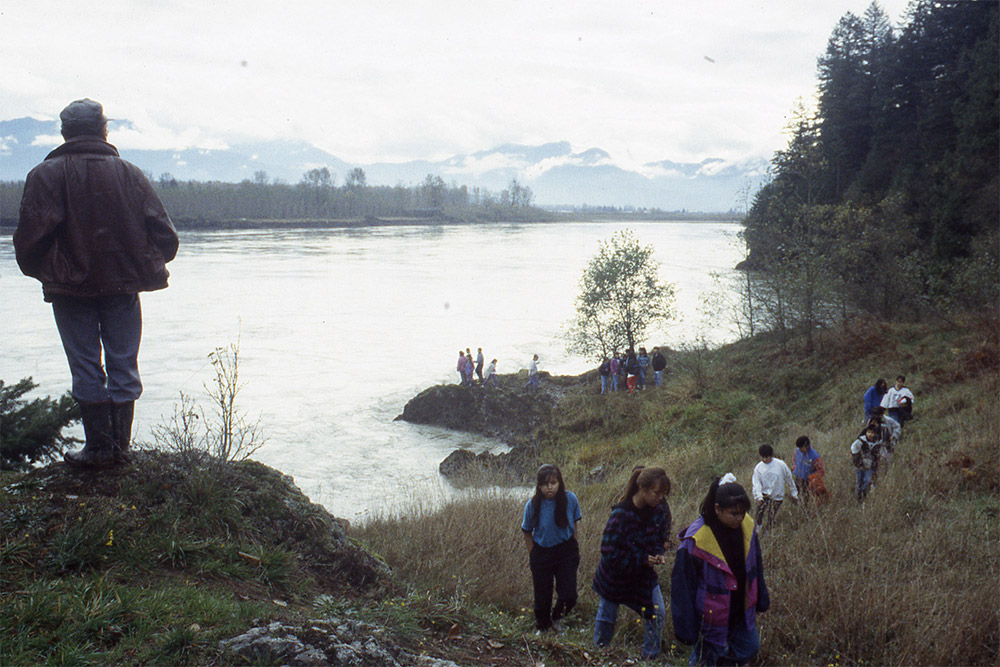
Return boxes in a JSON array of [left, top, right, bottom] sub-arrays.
[[567, 230, 676, 359], [149, 337, 265, 467], [1, 378, 80, 471]]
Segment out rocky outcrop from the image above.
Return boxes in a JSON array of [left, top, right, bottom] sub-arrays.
[[219, 618, 460, 666], [437, 444, 537, 487], [396, 374, 558, 442], [396, 371, 595, 485]]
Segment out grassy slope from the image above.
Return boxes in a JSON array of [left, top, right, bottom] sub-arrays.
[[2, 317, 995, 666], [354, 317, 999, 666]]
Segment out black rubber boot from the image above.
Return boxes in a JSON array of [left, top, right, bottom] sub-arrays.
[[64, 402, 118, 468], [111, 401, 135, 464]]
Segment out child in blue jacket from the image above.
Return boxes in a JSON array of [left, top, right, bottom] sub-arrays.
[[671, 475, 770, 666], [521, 464, 582, 632]]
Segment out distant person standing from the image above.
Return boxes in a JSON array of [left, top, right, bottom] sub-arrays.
[[475, 347, 485, 383], [750, 445, 797, 531], [599, 356, 612, 395], [625, 349, 640, 393], [880, 375, 915, 426], [484, 358, 499, 387], [863, 378, 888, 423], [637, 347, 650, 390], [609, 353, 621, 392], [651, 347, 667, 387], [464, 353, 476, 386], [456, 350, 467, 384], [526, 354, 540, 391], [14, 99, 178, 468]]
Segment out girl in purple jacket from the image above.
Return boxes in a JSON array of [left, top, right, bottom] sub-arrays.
[[671, 476, 769, 666]]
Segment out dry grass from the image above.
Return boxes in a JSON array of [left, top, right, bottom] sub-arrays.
[[352, 319, 999, 665]]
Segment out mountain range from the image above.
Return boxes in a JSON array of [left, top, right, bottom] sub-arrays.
[[1, 117, 768, 211]]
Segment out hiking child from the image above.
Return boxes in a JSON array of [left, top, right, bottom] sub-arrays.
[[592, 466, 672, 659], [750, 444, 798, 531], [671, 475, 770, 666], [483, 358, 499, 387], [791, 436, 825, 505], [880, 375, 915, 426], [850, 426, 879, 501], [521, 464, 582, 633], [869, 406, 900, 465], [863, 378, 888, 423]]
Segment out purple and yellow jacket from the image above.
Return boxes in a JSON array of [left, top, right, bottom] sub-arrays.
[[670, 515, 769, 647]]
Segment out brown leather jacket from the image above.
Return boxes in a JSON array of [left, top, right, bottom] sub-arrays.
[[14, 136, 178, 301]]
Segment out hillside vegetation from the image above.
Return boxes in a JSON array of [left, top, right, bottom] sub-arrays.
[[1, 316, 995, 666], [354, 316, 999, 666]]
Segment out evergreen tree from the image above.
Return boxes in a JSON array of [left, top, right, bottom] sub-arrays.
[[1, 378, 80, 471]]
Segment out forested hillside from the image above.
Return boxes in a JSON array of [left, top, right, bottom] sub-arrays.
[[741, 0, 998, 329]]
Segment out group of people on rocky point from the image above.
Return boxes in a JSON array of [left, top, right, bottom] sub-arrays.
[[455, 348, 542, 391], [518, 375, 914, 664], [597, 346, 668, 394]]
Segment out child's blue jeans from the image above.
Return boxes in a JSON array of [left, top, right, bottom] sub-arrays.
[[593, 585, 664, 658]]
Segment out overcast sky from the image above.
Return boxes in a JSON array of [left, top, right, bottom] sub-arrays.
[[2, 0, 912, 169]]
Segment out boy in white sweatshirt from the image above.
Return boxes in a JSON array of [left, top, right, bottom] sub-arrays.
[[751, 444, 798, 531]]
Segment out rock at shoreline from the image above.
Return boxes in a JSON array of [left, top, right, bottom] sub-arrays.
[[395, 374, 559, 442], [438, 445, 536, 487], [396, 371, 594, 486]]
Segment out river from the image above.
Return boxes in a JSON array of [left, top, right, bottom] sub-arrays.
[[1, 221, 743, 520]]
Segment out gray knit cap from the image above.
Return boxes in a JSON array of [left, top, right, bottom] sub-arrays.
[[60, 98, 107, 136]]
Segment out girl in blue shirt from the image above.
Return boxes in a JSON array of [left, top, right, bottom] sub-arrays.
[[521, 464, 582, 632]]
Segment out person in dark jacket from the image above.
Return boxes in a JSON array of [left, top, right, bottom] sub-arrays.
[[14, 99, 178, 469], [862, 378, 888, 423], [651, 346, 667, 387], [671, 475, 769, 666], [592, 466, 672, 659]]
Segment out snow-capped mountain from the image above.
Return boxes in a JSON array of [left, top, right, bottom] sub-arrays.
[[1, 118, 767, 211]]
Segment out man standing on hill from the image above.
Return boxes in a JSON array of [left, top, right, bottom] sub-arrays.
[[14, 99, 178, 468]]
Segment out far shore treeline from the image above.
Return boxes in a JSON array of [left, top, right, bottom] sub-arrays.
[[0, 171, 736, 231]]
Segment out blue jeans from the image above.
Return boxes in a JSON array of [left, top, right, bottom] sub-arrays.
[[654, 370, 663, 386], [526, 373, 538, 390], [689, 624, 760, 666], [856, 468, 873, 499], [51, 294, 143, 404], [600, 376, 608, 394], [593, 585, 664, 659], [610, 375, 619, 392], [638, 368, 646, 388]]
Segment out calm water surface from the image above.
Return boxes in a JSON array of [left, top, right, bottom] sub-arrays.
[[1, 221, 742, 520]]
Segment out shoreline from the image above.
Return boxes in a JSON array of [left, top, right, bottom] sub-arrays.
[[0, 214, 741, 232]]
